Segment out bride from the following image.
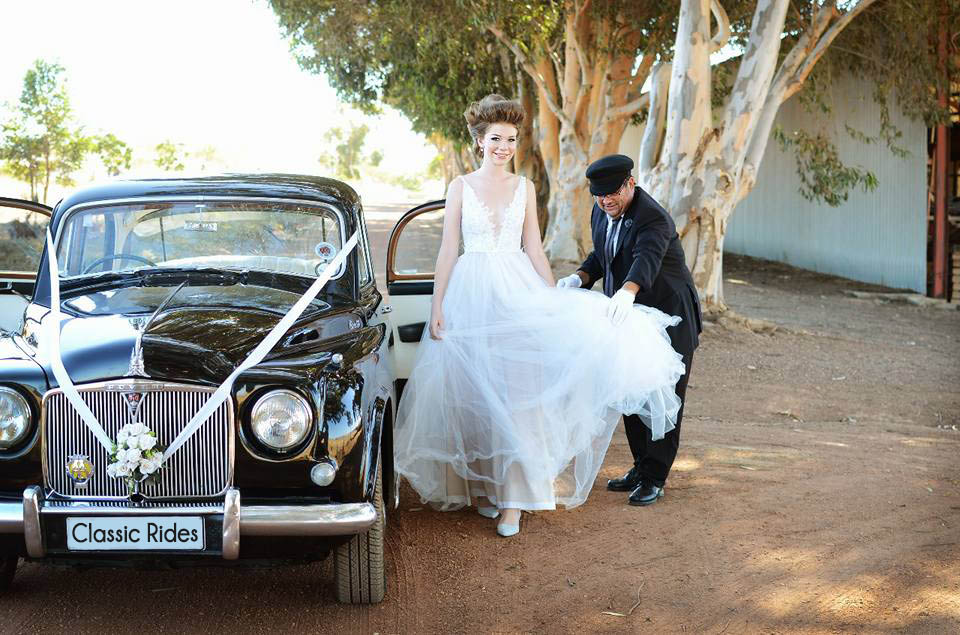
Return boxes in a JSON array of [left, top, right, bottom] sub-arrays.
[[394, 94, 685, 537]]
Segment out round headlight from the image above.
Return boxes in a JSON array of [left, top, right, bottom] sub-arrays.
[[250, 389, 312, 451], [0, 387, 31, 449]]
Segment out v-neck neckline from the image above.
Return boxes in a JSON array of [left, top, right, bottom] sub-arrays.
[[462, 175, 523, 217]]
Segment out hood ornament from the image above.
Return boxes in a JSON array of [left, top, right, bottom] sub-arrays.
[[127, 317, 150, 378], [126, 281, 186, 379]]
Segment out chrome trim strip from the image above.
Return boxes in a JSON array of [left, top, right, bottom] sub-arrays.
[[239, 502, 376, 536], [42, 378, 235, 501], [0, 500, 22, 533], [23, 486, 44, 558], [40, 503, 224, 516], [221, 488, 240, 560], [51, 196, 349, 282]]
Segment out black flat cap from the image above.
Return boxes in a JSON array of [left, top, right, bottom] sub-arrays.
[[585, 154, 634, 196]]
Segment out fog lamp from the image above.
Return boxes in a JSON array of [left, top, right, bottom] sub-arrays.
[[310, 459, 338, 486]]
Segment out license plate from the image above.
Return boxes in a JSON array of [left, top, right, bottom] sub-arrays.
[[66, 516, 205, 551]]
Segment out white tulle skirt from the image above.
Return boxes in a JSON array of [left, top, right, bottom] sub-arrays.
[[394, 251, 685, 511]]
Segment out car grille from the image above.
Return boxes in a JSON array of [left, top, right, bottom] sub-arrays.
[[43, 380, 233, 500]]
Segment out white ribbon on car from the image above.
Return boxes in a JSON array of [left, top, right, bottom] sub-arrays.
[[45, 230, 359, 466], [45, 232, 115, 451]]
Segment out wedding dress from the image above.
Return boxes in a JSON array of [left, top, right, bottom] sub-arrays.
[[394, 176, 685, 511]]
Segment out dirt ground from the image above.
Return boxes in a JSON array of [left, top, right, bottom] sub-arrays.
[[2, 209, 959, 634]]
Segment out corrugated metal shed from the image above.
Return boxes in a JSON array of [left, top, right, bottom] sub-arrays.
[[724, 76, 927, 292]]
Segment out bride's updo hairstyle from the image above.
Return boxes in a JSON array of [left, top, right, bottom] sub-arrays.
[[464, 94, 525, 155]]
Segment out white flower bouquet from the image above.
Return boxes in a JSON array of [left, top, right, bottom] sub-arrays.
[[106, 422, 164, 494]]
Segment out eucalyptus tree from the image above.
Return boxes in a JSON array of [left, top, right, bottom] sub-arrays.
[[637, 0, 955, 309], [271, 1, 952, 310], [270, 0, 550, 217]]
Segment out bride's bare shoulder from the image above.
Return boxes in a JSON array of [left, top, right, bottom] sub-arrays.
[[446, 175, 465, 197]]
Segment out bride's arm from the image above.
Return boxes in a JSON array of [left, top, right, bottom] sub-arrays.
[[428, 177, 463, 339], [520, 179, 555, 286]]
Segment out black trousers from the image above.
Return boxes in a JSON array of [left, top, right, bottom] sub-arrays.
[[623, 351, 693, 487]]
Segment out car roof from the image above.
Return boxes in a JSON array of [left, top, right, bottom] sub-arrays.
[[54, 173, 361, 217], [32, 174, 365, 308]]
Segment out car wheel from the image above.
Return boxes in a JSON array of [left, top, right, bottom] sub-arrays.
[[333, 460, 386, 604], [0, 556, 18, 592]]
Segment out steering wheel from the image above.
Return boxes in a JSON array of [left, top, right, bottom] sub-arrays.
[[81, 254, 157, 274]]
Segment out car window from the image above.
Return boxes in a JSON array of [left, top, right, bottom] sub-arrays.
[[54, 200, 346, 280], [357, 221, 373, 287], [0, 205, 49, 273], [391, 206, 448, 278]]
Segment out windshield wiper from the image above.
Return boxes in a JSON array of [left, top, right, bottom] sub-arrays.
[[58, 267, 247, 294]]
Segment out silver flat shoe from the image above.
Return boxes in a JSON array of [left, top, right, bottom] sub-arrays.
[[477, 506, 500, 519], [496, 521, 520, 537]]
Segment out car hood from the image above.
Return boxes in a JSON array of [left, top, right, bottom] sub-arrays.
[[37, 284, 356, 386]]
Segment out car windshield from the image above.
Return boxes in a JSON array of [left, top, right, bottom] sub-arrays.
[[54, 200, 345, 279]]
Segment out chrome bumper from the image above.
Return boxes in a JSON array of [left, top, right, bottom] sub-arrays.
[[0, 487, 376, 560]]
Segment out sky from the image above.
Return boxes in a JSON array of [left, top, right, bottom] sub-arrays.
[[0, 0, 439, 199]]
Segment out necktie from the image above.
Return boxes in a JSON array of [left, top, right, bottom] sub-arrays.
[[603, 217, 621, 297]]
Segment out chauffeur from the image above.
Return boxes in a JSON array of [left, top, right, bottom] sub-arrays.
[[556, 154, 702, 506]]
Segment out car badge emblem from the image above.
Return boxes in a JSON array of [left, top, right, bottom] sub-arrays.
[[66, 454, 94, 489], [122, 391, 145, 422]]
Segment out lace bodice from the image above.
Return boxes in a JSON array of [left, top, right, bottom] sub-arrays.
[[460, 176, 526, 253]]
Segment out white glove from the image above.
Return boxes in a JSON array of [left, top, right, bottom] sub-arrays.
[[556, 273, 582, 289], [607, 289, 636, 325]]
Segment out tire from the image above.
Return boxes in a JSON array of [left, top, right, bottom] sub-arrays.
[[333, 461, 386, 604], [0, 556, 17, 593]]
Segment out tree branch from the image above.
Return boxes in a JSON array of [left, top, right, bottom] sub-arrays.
[[487, 24, 574, 130], [720, 0, 791, 165], [550, 48, 567, 104], [574, 0, 594, 33], [792, 0, 878, 90], [741, 0, 877, 188], [605, 93, 650, 120], [639, 61, 672, 174], [709, 0, 731, 53], [569, 0, 593, 92]]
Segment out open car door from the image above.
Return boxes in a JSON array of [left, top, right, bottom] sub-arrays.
[[384, 200, 447, 388], [0, 197, 52, 333]]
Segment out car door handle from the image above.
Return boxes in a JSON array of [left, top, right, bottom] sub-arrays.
[[381, 305, 393, 314]]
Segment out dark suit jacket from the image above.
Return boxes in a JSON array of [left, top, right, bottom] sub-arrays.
[[580, 186, 702, 356]]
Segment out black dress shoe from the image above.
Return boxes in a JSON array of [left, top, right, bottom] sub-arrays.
[[607, 467, 643, 492], [628, 482, 664, 506]]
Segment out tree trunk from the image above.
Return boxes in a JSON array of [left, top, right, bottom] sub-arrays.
[[43, 151, 51, 205], [638, 0, 874, 312], [492, 6, 651, 264], [543, 122, 591, 260], [677, 184, 737, 311], [514, 73, 551, 234]]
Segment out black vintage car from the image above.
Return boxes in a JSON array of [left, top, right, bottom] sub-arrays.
[[0, 175, 400, 603]]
